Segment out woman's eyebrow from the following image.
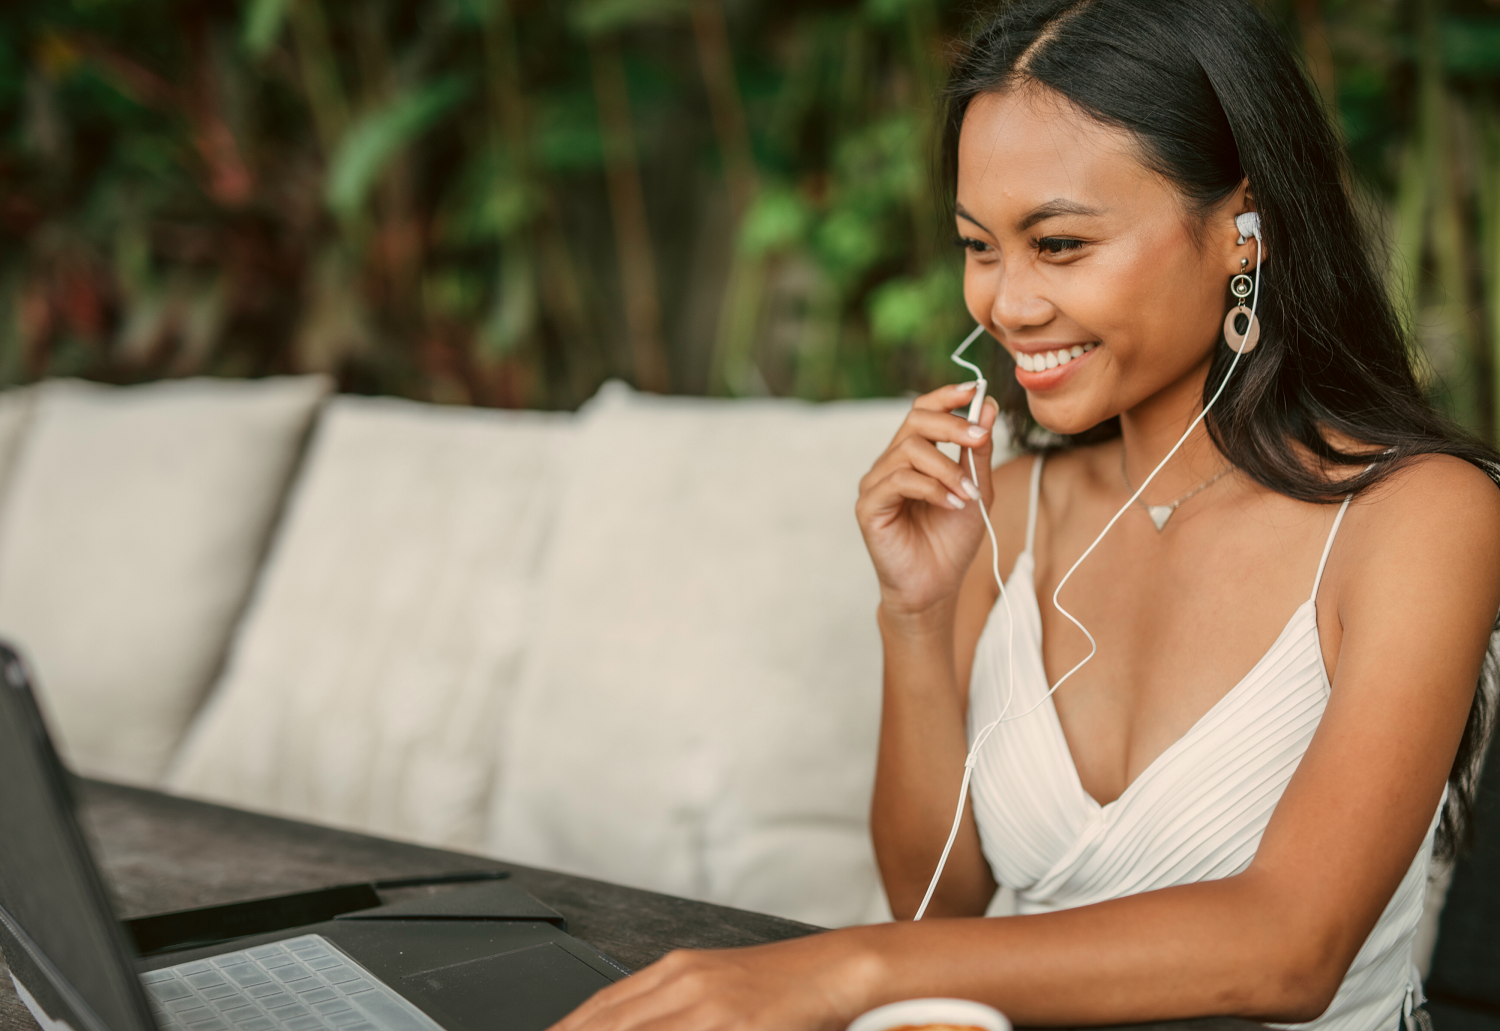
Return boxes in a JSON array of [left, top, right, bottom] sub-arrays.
[[1018, 199, 1105, 231], [955, 203, 993, 235]]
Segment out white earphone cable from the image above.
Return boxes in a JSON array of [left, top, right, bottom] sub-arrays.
[[912, 228, 1262, 920]]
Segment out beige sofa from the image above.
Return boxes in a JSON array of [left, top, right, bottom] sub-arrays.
[[0, 376, 1452, 970], [0, 376, 930, 929]]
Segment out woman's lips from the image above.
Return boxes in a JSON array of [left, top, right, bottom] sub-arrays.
[[1013, 342, 1097, 389]]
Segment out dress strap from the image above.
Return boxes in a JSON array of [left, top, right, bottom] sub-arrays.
[[1024, 454, 1045, 556], [1311, 494, 1354, 602]]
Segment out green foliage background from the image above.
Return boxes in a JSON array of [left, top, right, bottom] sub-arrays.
[[1, 0, 1498, 434]]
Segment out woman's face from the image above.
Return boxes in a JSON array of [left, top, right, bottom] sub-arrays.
[[956, 87, 1247, 435]]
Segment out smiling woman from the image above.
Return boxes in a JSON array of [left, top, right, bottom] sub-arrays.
[[548, 4, 1500, 1031]]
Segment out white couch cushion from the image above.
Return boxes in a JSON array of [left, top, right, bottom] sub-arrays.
[[486, 383, 914, 927], [0, 376, 330, 783], [167, 396, 571, 852]]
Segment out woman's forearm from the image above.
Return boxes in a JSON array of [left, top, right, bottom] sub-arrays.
[[870, 604, 997, 918], [810, 871, 1343, 1028]]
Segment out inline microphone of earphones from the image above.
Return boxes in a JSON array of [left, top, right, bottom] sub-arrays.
[[912, 211, 1263, 920]]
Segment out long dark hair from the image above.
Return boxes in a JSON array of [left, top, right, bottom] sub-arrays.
[[942, 0, 1497, 856]]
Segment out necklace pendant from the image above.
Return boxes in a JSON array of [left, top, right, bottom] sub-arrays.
[[1147, 505, 1174, 532]]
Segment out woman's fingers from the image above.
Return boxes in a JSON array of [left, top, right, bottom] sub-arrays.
[[568, 984, 692, 1031], [552, 953, 746, 1031], [911, 381, 985, 414], [889, 405, 992, 456], [867, 398, 1000, 501], [862, 435, 975, 504], [553, 968, 669, 1031], [859, 468, 969, 531]]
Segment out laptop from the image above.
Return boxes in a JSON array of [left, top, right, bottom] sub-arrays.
[[0, 642, 626, 1031]]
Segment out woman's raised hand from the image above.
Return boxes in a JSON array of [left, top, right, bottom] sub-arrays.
[[856, 384, 999, 623]]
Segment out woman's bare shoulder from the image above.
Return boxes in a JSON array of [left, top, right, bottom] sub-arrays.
[[1351, 452, 1500, 530], [1340, 453, 1500, 602]]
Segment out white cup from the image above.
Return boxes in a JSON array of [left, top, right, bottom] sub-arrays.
[[846, 998, 1010, 1031]]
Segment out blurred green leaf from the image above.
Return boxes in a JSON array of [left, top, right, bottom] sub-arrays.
[[815, 207, 886, 281], [868, 265, 962, 349], [739, 186, 810, 256], [1444, 18, 1500, 76], [480, 249, 537, 355], [571, 0, 688, 36], [834, 115, 922, 205], [532, 91, 604, 171], [326, 74, 472, 220], [861, 0, 915, 27], [242, 0, 290, 58], [423, 268, 486, 319], [437, 144, 536, 245]]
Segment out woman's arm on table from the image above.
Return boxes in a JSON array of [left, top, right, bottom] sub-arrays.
[[549, 456, 1500, 1031]]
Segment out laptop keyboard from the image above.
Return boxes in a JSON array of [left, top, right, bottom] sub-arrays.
[[141, 934, 444, 1031]]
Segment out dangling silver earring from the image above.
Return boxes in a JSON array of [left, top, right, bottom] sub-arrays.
[[1223, 273, 1260, 353]]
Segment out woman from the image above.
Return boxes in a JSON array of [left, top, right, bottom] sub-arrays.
[[554, 2, 1500, 1030]]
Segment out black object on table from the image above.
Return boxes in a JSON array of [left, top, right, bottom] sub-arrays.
[[0, 780, 1265, 1031]]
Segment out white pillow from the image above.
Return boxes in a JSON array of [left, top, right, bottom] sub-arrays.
[[486, 383, 918, 927], [168, 396, 572, 852], [0, 376, 330, 783], [0, 387, 34, 507]]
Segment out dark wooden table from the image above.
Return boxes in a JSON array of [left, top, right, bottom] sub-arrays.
[[0, 780, 1264, 1031]]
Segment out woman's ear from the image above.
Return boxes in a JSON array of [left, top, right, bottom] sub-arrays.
[[1221, 179, 1266, 274]]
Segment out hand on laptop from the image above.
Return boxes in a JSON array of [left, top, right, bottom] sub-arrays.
[[549, 931, 882, 1031]]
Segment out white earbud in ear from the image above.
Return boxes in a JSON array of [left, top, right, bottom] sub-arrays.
[[1235, 212, 1260, 245]]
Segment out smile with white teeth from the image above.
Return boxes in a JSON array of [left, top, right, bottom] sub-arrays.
[[1015, 342, 1096, 373]]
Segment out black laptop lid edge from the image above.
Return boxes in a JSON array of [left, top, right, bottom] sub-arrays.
[[0, 642, 159, 1031]]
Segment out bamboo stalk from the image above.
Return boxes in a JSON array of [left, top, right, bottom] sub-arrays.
[[1413, 0, 1482, 430], [483, 0, 598, 402], [183, 13, 254, 207], [1430, 96, 1480, 431], [709, 249, 766, 396], [353, 6, 421, 315], [286, 0, 349, 159], [689, 0, 757, 221], [1391, 0, 1440, 349], [689, 0, 764, 397], [903, 0, 941, 265], [588, 32, 671, 394]]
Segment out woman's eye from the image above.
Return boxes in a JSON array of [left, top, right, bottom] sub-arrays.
[[1036, 237, 1085, 255], [954, 235, 993, 255]]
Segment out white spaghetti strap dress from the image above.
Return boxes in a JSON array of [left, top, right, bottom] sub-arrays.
[[967, 455, 1439, 1031]]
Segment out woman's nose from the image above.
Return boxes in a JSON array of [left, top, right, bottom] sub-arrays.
[[990, 267, 1055, 333]]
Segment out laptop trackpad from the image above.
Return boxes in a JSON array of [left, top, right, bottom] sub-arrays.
[[401, 942, 613, 1031]]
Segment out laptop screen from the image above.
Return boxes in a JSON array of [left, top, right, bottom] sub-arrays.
[[0, 644, 156, 1031]]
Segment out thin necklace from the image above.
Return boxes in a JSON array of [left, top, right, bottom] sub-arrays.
[[1120, 452, 1231, 532]]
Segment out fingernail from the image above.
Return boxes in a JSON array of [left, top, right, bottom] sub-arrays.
[[967, 424, 988, 439], [957, 380, 977, 391], [961, 477, 981, 501], [946, 492, 966, 510]]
